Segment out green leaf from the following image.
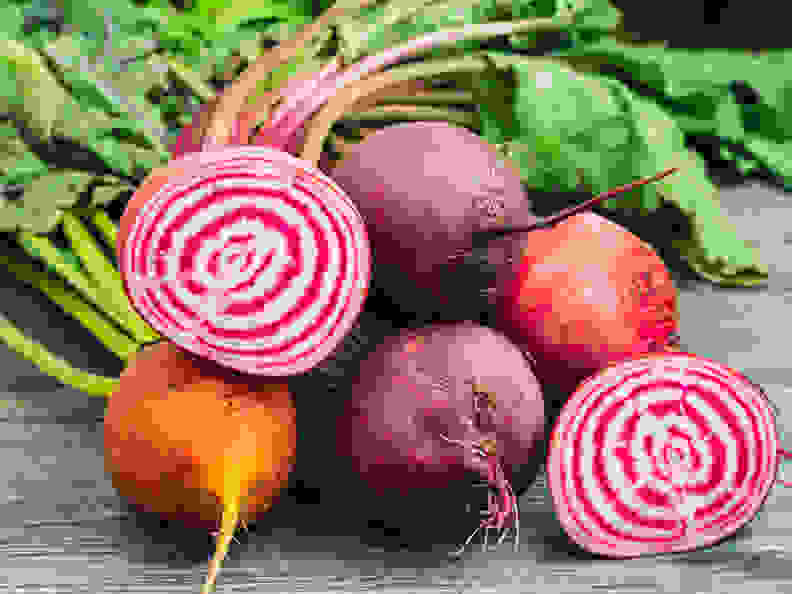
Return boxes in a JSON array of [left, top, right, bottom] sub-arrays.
[[744, 136, 792, 190], [0, 38, 70, 140], [58, 0, 114, 46], [467, 54, 518, 145], [89, 138, 133, 176], [497, 55, 766, 286], [110, 53, 171, 100], [610, 81, 768, 286], [509, 57, 635, 196], [0, 169, 132, 233], [571, 0, 623, 29], [43, 34, 168, 156], [53, 100, 115, 143], [202, 0, 311, 33], [50, 99, 163, 177], [117, 142, 164, 178], [334, 0, 526, 64], [552, 39, 792, 185], [0, 2, 26, 41], [0, 122, 49, 184], [509, 0, 622, 49], [57, 68, 125, 115]]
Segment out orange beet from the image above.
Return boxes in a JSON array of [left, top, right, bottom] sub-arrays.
[[104, 341, 297, 593], [494, 212, 679, 399]]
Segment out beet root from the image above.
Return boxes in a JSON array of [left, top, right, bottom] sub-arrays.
[[329, 122, 537, 320], [335, 321, 546, 552], [488, 211, 680, 401], [548, 352, 783, 557]]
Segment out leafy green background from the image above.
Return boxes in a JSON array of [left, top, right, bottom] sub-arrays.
[[0, 0, 787, 284]]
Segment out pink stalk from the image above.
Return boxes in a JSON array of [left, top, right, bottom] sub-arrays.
[[268, 11, 573, 147], [201, 0, 361, 149], [270, 57, 343, 129], [249, 58, 343, 153]]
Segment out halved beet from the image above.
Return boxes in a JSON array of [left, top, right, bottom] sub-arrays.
[[547, 352, 781, 558]]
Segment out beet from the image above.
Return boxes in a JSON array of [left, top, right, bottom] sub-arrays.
[[118, 145, 371, 377], [335, 320, 546, 552], [548, 352, 783, 557], [485, 211, 680, 401], [329, 121, 538, 319]]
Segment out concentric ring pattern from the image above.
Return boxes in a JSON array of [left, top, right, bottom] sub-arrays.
[[121, 146, 371, 376], [547, 353, 779, 557]]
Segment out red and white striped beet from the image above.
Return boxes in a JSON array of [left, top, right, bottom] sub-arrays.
[[116, 2, 597, 377], [547, 352, 782, 558], [119, 146, 371, 376]]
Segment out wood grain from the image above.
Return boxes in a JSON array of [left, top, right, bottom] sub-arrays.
[[1, 181, 790, 593]]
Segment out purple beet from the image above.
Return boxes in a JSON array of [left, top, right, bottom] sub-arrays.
[[335, 320, 546, 553], [329, 121, 537, 319]]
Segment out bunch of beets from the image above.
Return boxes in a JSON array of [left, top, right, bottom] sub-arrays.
[[104, 5, 789, 592]]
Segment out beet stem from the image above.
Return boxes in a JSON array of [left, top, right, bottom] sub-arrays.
[[202, 0, 355, 148], [277, 11, 575, 144], [474, 167, 679, 240]]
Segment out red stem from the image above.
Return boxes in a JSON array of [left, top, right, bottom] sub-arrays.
[[474, 167, 680, 240]]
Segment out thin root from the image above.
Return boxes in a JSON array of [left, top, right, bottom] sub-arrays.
[[202, 500, 241, 594], [442, 434, 520, 557]]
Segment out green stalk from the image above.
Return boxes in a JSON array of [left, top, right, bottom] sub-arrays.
[[16, 231, 140, 341], [340, 105, 478, 128], [0, 310, 119, 397], [86, 208, 118, 251], [0, 251, 138, 362], [61, 211, 160, 344]]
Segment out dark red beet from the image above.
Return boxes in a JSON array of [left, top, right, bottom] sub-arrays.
[[335, 321, 546, 552], [329, 122, 538, 319]]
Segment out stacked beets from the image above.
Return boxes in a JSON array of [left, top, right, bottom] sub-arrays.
[[324, 121, 783, 557], [118, 2, 783, 556]]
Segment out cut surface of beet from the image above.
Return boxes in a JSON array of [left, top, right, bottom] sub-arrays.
[[547, 352, 780, 558], [120, 146, 371, 376]]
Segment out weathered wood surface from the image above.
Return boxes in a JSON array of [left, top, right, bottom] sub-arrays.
[[1, 181, 791, 593]]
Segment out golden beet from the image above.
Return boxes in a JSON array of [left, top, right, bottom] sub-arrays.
[[104, 341, 296, 592]]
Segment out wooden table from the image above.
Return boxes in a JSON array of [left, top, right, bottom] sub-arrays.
[[1, 181, 790, 593]]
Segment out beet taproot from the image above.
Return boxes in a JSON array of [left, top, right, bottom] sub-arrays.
[[335, 321, 546, 553], [103, 340, 296, 592]]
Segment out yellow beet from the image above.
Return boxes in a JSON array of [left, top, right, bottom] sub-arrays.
[[104, 341, 297, 593]]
